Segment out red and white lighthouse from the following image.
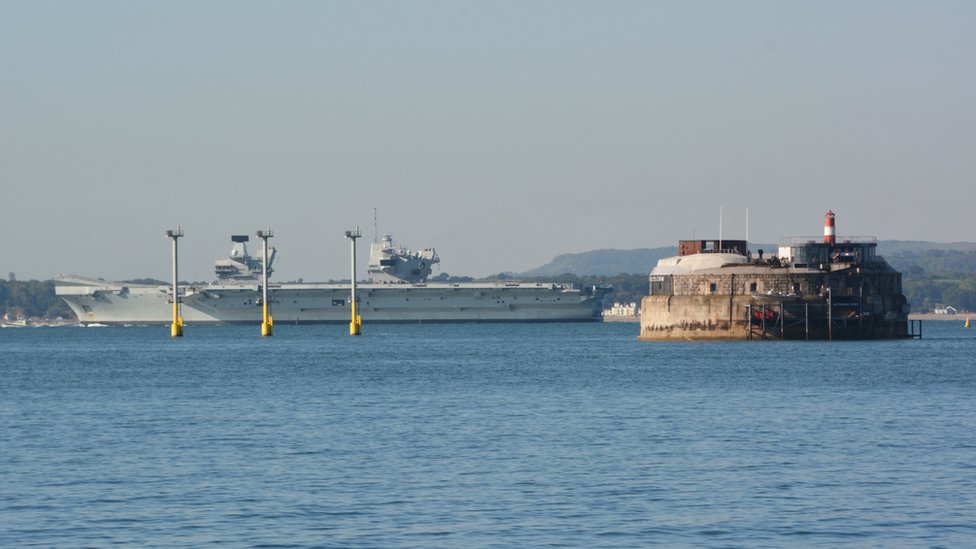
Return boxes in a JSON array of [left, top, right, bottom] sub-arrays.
[[824, 210, 836, 244]]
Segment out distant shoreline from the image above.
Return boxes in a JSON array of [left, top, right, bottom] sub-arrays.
[[604, 313, 968, 324], [3, 314, 970, 326], [601, 315, 639, 323], [909, 313, 972, 321]]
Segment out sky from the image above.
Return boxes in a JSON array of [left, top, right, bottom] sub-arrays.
[[2, 1, 974, 282]]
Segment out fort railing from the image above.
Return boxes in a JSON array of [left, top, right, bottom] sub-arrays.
[[778, 236, 877, 246]]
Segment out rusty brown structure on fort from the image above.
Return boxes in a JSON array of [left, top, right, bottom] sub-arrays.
[[639, 212, 911, 341]]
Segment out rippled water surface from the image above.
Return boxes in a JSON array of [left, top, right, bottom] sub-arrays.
[[2, 322, 975, 547]]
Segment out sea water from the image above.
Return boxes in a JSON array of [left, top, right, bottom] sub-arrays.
[[2, 322, 975, 547]]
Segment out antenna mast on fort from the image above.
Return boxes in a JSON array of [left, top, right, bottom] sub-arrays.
[[719, 206, 724, 253]]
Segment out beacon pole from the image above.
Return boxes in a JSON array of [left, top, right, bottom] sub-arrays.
[[345, 227, 362, 336], [824, 210, 836, 244], [824, 210, 835, 339], [257, 228, 274, 337], [165, 226, 184, 337]]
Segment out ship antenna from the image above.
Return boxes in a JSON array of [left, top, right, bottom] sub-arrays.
[[373, 208, 378, 243]]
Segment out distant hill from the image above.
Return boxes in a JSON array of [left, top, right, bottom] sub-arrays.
[[521, 247, 677, 277], [520, 241, 976, 277], [521, 243, 775, 277], [882, 249, 976, 276], [877, 241, 976, 254]]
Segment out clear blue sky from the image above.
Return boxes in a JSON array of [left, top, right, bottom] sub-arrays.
[[3, 1, 974, 281]]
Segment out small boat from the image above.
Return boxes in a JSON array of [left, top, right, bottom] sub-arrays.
[[966, 317, 971, 329]]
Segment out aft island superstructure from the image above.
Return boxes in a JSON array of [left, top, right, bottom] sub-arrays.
[[56, 234, 605, 325]]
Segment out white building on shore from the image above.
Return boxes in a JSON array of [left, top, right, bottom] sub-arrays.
[[603, 302, 638, 320]]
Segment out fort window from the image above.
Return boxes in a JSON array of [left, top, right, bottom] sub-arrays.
[[793, 283, 801, 294], [750, 282, 757, 292], [709, 283, 717, 293], [649, 275, 672, 296]]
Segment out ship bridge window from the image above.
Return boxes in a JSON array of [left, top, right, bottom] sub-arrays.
[[332, 299, 345, 306]]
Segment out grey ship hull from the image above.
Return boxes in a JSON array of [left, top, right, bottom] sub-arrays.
[[55, 276, 601, 325]]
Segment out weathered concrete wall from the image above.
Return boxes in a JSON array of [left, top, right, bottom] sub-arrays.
[[639, 269, 908, 341], [639, 295, 907, 341], [639, 295, 744, 340], [654, 271, 903, 298]]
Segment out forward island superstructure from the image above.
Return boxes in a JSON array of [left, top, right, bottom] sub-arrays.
[[56, 234, 605, 325]]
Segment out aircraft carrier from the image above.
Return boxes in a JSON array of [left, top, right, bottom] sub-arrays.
[[55, 234, 606, 325]]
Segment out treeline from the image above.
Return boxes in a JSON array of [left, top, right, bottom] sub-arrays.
[[900, 267, 976, 312], [886, 249, 976, 276], [539, 273, 649, 308], [886, 250, 976, 312], [489, 272, 648, 309], [0, 280, 75, 319]]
